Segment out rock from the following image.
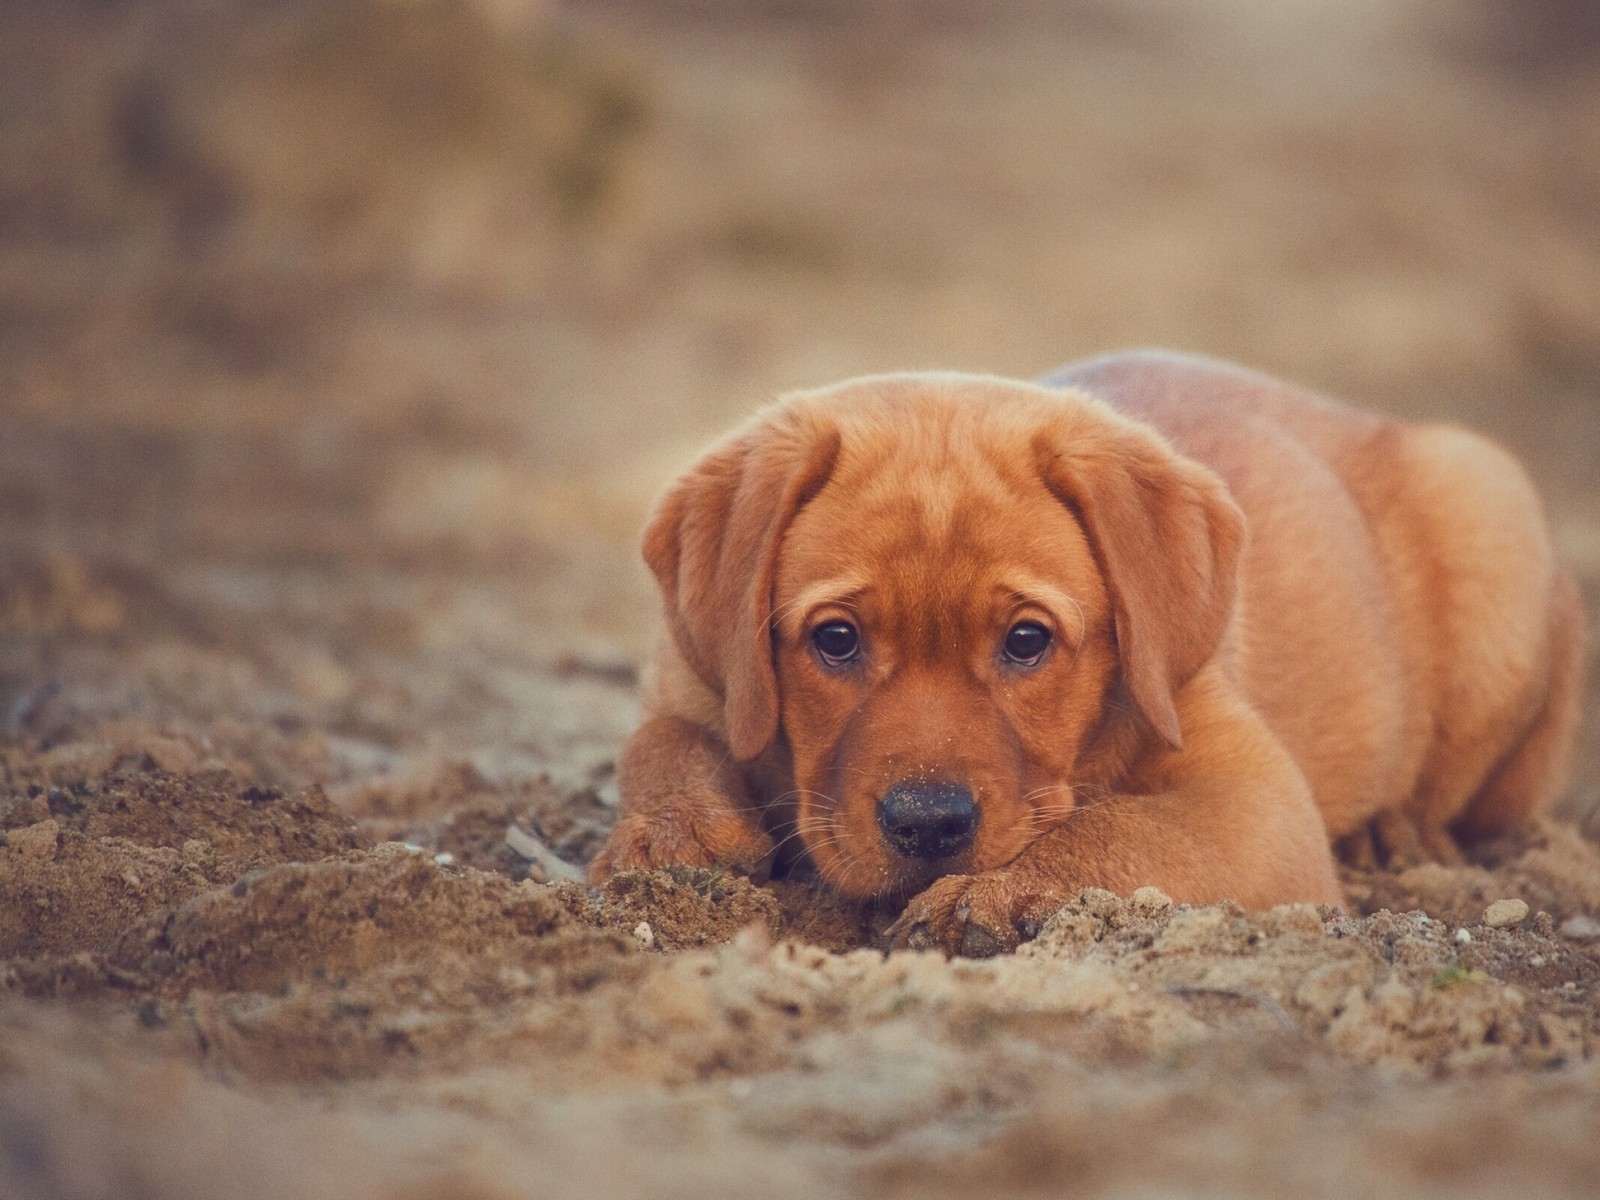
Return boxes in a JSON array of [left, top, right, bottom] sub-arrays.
[[632, 921, 655, 949], [1558, 914, 1600, 942], [1482, 899, 1529, 929]]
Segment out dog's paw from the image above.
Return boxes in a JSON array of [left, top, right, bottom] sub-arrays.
[[886, 868, 1072, 957], [587, 804, 775, 884]]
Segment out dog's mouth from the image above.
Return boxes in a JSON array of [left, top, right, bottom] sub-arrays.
[[810, 834, 972, 900], [878, 850, 974, 899], [798, 777, 987, 899]]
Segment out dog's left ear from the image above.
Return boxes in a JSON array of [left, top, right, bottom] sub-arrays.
[[642, 408, 842, 761], [1032, 401, 1245, 750]]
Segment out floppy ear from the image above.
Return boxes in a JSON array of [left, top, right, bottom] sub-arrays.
[[643, 411, 842, 761], [1032, 401, 1244, 750]]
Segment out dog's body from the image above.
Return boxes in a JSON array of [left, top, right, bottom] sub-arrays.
[[591, 351, 1584, 955]]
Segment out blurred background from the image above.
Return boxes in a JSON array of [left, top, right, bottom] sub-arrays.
[[1, 0, 1597, 819]]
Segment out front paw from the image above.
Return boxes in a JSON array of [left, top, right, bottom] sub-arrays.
[[587, 805, 775, 884], [886, 868, 1071, 957]]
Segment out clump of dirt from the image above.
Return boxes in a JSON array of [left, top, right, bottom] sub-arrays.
[[0, 821, 230, 962], [1, 768, 361, 866], [566, 868, 784, 951], [144, 845, 601, 994], [0, 762, 371, 979]]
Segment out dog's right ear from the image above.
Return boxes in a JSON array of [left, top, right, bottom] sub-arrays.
[[643, 410, 842, 762]]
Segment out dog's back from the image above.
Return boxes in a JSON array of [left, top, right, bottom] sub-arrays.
[[1046, 350, 1584, 853]]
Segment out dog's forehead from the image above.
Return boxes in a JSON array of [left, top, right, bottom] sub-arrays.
[[774, 403, 1100, 623], [812, 382, 1047, 504]]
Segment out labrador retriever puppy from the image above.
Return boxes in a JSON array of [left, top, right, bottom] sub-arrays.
[[589, 350, 1585, 956]]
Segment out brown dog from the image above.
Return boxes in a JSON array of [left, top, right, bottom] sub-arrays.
[[589, 351, 1585, 955]]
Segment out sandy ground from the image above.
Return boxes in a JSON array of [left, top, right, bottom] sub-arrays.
[[3, 1, 1600, 1196]]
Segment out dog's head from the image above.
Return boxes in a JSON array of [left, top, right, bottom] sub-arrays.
[[644, 374, 1243, 898]]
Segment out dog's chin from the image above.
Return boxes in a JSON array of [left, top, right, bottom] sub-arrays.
[[879, 855, 965, 899], [811, 838, 975, 901]]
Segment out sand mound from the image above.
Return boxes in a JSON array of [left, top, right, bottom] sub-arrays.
[[5, 753, 1598, 1095]]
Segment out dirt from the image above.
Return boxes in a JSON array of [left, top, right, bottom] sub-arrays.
[[3, 1, 1600, 1197]]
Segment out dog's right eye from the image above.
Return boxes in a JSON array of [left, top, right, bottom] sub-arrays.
[[1002, 620, 1052, 667], [811, 621, 860, 667]]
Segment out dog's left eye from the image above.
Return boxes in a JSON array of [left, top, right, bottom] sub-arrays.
[[1002, 621, 1052, 666], [812, 620, 861, 667]]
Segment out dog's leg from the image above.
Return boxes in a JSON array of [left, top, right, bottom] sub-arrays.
[[887, 672, 1343, 955], [1452, 565, 1587, 841], [587, 715, 775, 882], [1333, 825, 1381, 870], [1366, 807, 1464, 867]]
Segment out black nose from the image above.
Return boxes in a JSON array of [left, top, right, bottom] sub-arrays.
[[877, 781, 977, 860]]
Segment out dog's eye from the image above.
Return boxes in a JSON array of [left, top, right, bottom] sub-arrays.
[[811, 621, 860, 667], [1002, 621, 1052, 666]]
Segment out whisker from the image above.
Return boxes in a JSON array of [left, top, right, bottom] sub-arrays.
[[1021, 782, 1075, 803]]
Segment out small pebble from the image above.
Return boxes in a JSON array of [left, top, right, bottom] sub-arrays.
[[433, 851, 456, 866], [1455, 928, 1473, 945], [1482, 898, 1529, 929], [632, 921, 655, 949], [1558, 914, 1600, 942]]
